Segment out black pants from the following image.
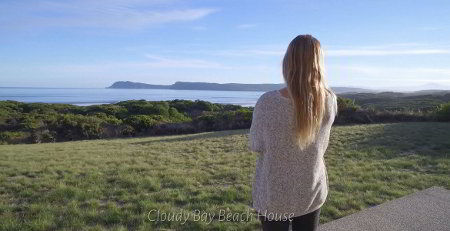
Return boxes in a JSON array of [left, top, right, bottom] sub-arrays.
[[259, 208, 320, 231]]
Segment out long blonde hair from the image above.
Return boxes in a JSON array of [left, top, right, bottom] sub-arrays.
[[282, 34, 333, 149]]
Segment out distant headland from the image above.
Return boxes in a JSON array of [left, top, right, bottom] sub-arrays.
[[107, 81, 373, 94]]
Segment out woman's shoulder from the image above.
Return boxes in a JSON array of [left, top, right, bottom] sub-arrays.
[[261, 90, 279, 99], [255, 90, 280, 107]]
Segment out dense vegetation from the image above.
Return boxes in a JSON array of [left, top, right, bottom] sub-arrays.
[[1, 96, 449, 144], [0, 100, 251, 144], [1, 123, 448, 230], [333, 97, 450, 124], [339, 91, 450, 111]]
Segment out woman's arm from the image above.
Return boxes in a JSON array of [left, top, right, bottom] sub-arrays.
[[249, 98, 265, 153], [332, 92, 338, 118]]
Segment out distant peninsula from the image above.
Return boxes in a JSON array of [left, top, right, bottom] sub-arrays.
[[108, 81, 285, 92], [107, 81, 372, 93]]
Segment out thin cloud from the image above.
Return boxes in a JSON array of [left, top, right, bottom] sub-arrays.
[[236, 24, 257, 29], [39, 55, 228, 73], [418, 26, 441, 31], [327, 64, 450, 91], [192, 26, 207, 31], [326, 43, 450, 56], [209, 44, 450, 57], [330, 65, 450, 80], [326, 49, 450, 56], [144, 54, 227, 68], [0, 0, 217, 30], [216, 49, 283, 56], [36, 54, 283, 75]]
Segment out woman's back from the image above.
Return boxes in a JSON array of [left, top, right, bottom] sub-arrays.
[[250, 89, 337, 217]]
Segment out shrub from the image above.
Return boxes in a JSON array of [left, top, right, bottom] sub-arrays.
[[193, 114, 217, 131], [335, 97, 365, 124], [222, 104, 243, 111], [120, 125, 136, 136], [0, 101, 24, 115], [19, 114, 44, 130], [118, 100, 170, 116], [125, 115, 160, 132], [54, 114, 105, 140], [89, 112, 123, 125], [0, 131, 29, 144], [31, 129, 56, 143], [337, 97, 360, 113], [21, 103, 55, 114], [0, 132, 12, 144], [193, 109, 252, 131], [169, 100, 221, 115], [436, 102, 450, 121], [86, 104, 128, 117], [192, 100, 221, 112], [168, 107, 191, 122], [236, 108, 253, 121]]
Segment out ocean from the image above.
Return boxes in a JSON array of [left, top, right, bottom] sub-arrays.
[[0, 88, 266, 107]]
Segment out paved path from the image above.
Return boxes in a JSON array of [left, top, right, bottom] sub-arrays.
[[319, 186, 450, 231]]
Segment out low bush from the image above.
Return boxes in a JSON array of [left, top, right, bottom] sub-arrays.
[[125, 115, 161, 132], [337, 97, 360, 113], [193, 108, 252, 131], [31, 129, 56, 143], [53, 114, 105, 140], [435, 102, 450, 121], [335, 97, 435, 124], [0, 131, 29, 144]]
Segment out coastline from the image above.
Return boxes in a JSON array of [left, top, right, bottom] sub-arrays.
[[0, 88, 265, 107]]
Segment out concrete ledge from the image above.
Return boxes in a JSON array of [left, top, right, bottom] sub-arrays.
[[319, 186, 450, 231]]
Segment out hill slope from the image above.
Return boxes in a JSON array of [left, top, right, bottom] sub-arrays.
[[1, 123, 449, 230], [340, 92, 450, 111]]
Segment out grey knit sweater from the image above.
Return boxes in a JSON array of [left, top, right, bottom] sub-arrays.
[[249, 89, 337, 218]]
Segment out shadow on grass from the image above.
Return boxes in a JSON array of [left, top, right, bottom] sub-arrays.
[[356, 122, 450, 158], [131, 129, 249, 145]]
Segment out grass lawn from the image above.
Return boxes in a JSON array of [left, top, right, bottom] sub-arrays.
[[0, 122, 449, 231]]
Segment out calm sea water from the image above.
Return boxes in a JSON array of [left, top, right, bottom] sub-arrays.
[[0, 88, 266, 107]]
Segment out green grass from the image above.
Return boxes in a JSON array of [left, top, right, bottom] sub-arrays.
[[0, 122, 449, 231]]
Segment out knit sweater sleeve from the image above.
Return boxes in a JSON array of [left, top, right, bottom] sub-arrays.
[[330, 91, 338, 117], [249, 96, 265, 153]]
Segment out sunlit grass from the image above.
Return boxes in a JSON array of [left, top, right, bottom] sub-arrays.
[[0, 123, 449, 230]]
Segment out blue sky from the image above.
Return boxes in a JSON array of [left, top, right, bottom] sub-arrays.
[[0, 0, 449, 90]]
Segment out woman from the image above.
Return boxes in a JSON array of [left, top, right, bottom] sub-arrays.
[[249, 35, 337, 231]]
